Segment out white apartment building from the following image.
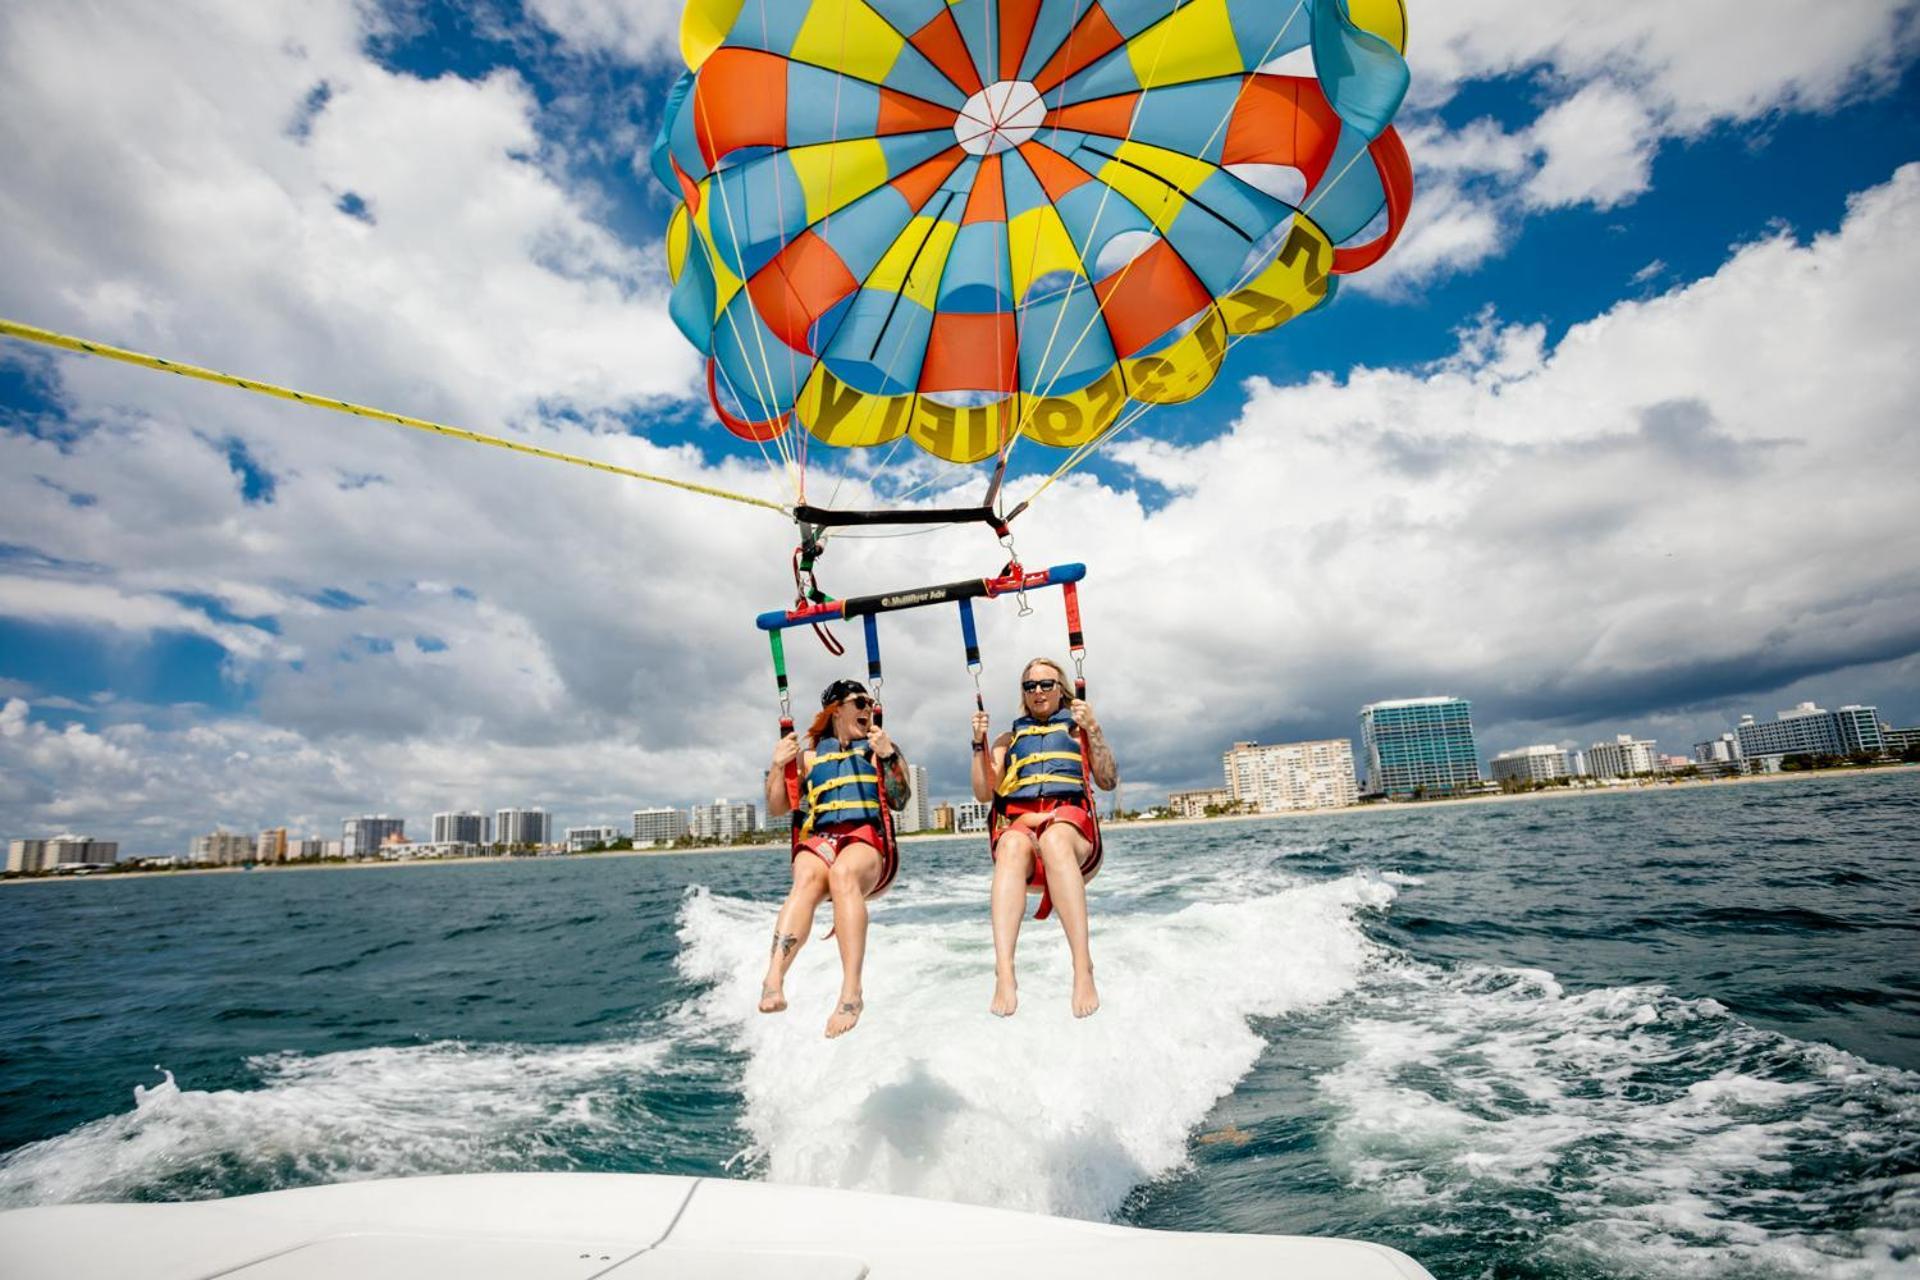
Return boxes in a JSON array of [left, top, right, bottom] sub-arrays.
[[566, 826, 620, 853], [690, 799, 757, 842], [1489, 745, 1572, 785], [191, 830, 256, 865], [289, 838, 327, 860], [433, 812, 488, 844], [632, 807, 688, 846], [1586, 735, 1657, 779], [1223, 739, 1359, 812], [343, 815, 405, 858], [8, 835, 119, 873], [893, 764, 933, 833], [494, 808, 551, 848], [955, 801, 992, 833], [1694, 733, 1743, 765]]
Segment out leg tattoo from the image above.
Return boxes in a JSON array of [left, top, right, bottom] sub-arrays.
[[770, 931, 799, 959]]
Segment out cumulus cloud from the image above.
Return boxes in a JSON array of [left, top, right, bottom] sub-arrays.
[[1375, 0, 1919, 286], [525, 0, 683, 65], [1096, 164, 1920, 782], [0, 3, 1916, 849]]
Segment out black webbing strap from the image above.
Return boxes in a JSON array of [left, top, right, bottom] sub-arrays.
[[793, 503, 1012, 539]]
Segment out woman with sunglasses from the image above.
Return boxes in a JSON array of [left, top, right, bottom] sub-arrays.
[[972, 658, 1118, 1018], [761, 679, 911, 1037]]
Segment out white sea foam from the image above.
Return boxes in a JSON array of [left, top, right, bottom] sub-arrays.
[[675, 866, 1399, 1220], [1317, 965, 1920, 1277], [0, 1036, 669, 1208]]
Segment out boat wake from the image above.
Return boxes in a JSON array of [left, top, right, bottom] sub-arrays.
[[675, 862, 1401, 1220], [0, 1037, 670, 1208], [1318, 962, 1920, 1277]]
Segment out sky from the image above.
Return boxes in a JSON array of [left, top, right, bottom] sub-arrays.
[[2, 0, 1917, 854]]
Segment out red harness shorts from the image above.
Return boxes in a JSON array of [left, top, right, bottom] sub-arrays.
[[794, 820, 898, 899], [989, 797, 1102, 917]]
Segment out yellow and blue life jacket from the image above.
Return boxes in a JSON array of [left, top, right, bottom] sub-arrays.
[[997, 715, 1087, 802], [802, 737, 883, 835]]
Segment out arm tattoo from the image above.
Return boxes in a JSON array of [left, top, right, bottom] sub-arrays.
[[881, 752, 911, 810], [1087, 731, 1118, 790]]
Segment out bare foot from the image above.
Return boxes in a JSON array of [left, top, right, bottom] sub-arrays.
[[825, 997, 863, 1038], [1071, 969, 1099, 1018], [990, 975, 1019, 1018], [758, 985, 787, 1013]]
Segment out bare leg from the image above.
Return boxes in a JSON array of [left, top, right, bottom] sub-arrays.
[[990, 832, 1036, 1017], [1037, 826, 1099, 1018], [759, 857, 829, 1012], [825, 844, 882, 1038]]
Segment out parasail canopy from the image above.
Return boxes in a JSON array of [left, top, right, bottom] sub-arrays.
[[654, 0, 1413, 476]]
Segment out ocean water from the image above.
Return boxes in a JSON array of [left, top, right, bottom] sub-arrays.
[[1, 771, 1915, 1277]]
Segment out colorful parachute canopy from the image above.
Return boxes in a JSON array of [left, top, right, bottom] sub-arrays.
[[654, 0, 1413, 466]]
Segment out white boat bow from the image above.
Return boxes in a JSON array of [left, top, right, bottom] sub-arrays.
[[0, 1173, 1435, 1278]]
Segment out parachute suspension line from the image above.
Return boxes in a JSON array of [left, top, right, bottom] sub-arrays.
[[707, 314, 798, 494], [815, 186, 963, 521], [995, 0, 1313, 489], [1005, 249, 1334, 522], [993, 0, 1200, 497], [694, 80, 801, 496], [800, 0, 861, 502], [1001, 33, 1379, 524], [854, 0, 1098, 526], [0, 317, 789, 516], [829, 0, 1091, 531]]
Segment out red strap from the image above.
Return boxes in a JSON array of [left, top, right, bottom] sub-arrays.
[[781, 718, 802, 853]]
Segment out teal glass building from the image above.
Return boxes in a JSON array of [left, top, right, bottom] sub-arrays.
[[1359, 697, 1482, 797]]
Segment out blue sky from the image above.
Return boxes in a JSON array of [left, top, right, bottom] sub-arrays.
[[2, 1, 1917, 852]]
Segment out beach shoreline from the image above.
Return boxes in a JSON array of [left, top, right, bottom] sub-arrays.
[[6, 762, 1911, 884]]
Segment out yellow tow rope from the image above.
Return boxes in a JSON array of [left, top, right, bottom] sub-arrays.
[[0, 317, 789, 517]]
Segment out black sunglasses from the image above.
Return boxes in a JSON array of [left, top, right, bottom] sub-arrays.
[[842, 695, 875, 710], [1021, 679, 1060, 693]]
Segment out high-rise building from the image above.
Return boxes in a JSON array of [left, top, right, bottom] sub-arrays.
[[955, 801, 992, 832], [191, 830, 256, 865], [8, 836, 119, 873], [689, 799, 756, 842], [433, 811, 488, 844], [1694, 733, 1743, 765], [1833, 705, 1885, 755], [343, 815, 405, 858], [289, 838, 327, 860], [1489, 745, 1572, 785], [1358, 698, 1481, 797], [1223, 739, 1359, 811], [565, 826, 620, 853], [893, 764, 933, 833], [632, 807, 688, 846], [931, 803, 956, 832], [1886, 726, 1920, 754], [1733, 702, 1883, 761], [1586, 735, 1657, 779], [256, 828, 288, 864], [493, 808, 551, 849]]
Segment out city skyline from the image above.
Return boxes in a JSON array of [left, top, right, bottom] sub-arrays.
[[16, 686, 1909, 859]]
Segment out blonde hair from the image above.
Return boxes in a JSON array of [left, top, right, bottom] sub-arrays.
[[1021, 657, 1071, 694]]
